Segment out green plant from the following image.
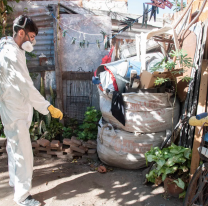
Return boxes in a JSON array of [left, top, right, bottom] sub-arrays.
[[62, 118, 79, 139], [172, 0, 186, 12], [151, 49, 193, 135], [62, 127, 73, 139], [77, 107, 102, 141], [145, 143, 191, 194], [46, 119, 63, 140], [0, 0, 19, 38]]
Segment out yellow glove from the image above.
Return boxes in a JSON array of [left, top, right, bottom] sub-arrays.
[[48, 105, 63, 120]]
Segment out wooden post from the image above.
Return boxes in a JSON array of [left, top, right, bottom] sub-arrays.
[[181, 0, 183, 10], [52, 4, 64, 124], [190, 60, 208, 178]]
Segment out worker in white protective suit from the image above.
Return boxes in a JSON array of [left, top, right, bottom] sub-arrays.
[[0, 15, 63, 206]]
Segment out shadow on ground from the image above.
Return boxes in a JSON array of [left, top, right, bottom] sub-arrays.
[[0, 156, 183, 206]]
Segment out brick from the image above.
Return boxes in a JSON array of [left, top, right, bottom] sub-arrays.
[[63, 148, 73, 153], [58, 154, 73, 160], [47, 143, 63, 151], [71, 136, 81, 146], [87, 140, 97, 146], [37, 138, 50, 147], [79, 146, 88, 152], [1, 153, 8, 157], [70, 145, 85, 154], [0, 138, 7, 147], [35, 147, 49, 152], [51, 140, 60, 148], [35, 153, 52, 158], [63, 139, 79, 147], [82, 142, 97, 149], [88, 149, 97, 154], [47, 151, 63, 156], [32, 142, 39, 148], [0, 148, 6, 153], [72, 152, 83, 157]]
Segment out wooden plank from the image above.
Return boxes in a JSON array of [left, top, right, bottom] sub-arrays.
[[52, 4, 64, 124], [190, 60, 208, 179], [28, 65, 55, 73]]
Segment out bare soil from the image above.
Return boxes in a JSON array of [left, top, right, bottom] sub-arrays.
[[0, 155, 183, 206]]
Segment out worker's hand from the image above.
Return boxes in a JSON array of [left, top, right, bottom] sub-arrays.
[[48, 105, 63, 120]]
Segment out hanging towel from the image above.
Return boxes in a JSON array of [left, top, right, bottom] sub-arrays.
[[111, 91, 125, 126]]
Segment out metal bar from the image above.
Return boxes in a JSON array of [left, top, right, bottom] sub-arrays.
[[59, 3, 78, 14]]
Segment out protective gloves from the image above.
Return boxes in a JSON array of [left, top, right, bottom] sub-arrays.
[[48, 105, 63, 120]]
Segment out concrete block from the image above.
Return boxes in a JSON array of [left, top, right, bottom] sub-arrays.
[[37, 138, 50, 147]]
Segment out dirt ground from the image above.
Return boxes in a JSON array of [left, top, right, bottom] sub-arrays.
[[0, 155, 183, 206]]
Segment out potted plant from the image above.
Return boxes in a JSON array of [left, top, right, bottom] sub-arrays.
[[145, 143, 192, 198]]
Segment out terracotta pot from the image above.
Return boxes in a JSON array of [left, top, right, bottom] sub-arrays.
[[164, 177, 184, 197]]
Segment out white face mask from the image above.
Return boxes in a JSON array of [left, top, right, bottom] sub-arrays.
[[13, 17, 37, 52], [22, 34, 36, 52], [22, 41, 34, 52]]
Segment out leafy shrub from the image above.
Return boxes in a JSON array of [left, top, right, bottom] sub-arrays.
[[145, 143, 191, 190], [77, 107, 101, 141]]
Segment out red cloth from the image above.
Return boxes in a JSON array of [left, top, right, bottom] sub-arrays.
[[101, 46, 114, 64]]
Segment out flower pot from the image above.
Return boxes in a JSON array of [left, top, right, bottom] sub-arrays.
[[164, 177, 184, 197]]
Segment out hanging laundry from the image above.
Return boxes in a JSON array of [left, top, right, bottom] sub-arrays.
[[146, 0, 173, 9], [142, 3, 149, 28], [111, 91, 125, 126]]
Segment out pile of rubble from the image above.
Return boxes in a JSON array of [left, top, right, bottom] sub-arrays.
[[0, 137, 98, 161]]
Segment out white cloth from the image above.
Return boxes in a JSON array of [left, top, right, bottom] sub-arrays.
[[0, 37, 50, 202]]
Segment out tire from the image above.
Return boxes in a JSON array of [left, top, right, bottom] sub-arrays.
[[184, 163, 208, 206]]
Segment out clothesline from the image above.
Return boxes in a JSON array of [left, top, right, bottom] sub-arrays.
[[51, 7, 153, 46]]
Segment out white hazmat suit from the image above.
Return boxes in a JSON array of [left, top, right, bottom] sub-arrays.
[[0, 37, 50, 202]]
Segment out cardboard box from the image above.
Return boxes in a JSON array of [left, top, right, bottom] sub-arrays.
[[140, 70, 182, 89]]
